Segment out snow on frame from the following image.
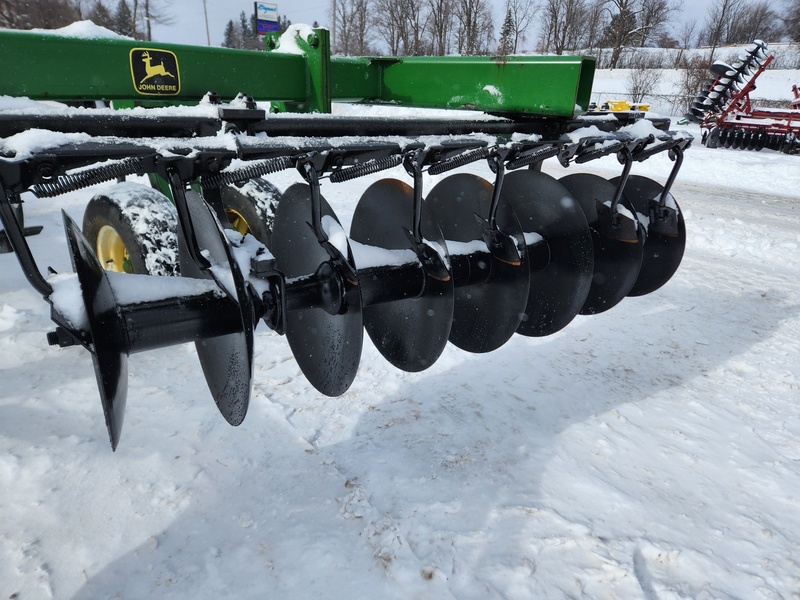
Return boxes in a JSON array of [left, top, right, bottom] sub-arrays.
[[24, 20, 128, 40]]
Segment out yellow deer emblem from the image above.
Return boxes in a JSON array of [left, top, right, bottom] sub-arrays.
[[140, 50, 175, 82]]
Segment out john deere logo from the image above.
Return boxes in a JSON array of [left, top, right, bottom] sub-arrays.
[[130, 48, 180, 96]]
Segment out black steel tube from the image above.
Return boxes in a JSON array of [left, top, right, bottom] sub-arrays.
[[357, 250, 497, 305], [285, 278, 319, 311], [120, 291, 242, 354], [0, 113, 220, 138], [358, 263, 426, 306], [282, 249, 497, 312], [450, 251, 493, 288]]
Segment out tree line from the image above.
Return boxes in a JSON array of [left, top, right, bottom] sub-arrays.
[[0, 0, 171, 39], [2, 0, 798, 67], [331, 0, 798, 65]]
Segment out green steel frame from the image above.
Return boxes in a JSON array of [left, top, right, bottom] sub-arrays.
[[0, 27, 595, 118]]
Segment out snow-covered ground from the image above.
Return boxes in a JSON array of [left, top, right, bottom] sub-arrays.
[[2, 98, 800, 599]]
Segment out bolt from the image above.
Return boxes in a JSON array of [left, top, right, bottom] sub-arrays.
[[306, 33, 319, 48], [36, 162, 55, 181], [205, 156, 221, 173]]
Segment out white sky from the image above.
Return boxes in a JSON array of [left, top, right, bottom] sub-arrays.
[[150, 0, 713, 50]]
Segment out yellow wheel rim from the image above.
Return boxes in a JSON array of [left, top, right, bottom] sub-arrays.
[[96, 225, 133, 273], [225, 208, 251, 236]]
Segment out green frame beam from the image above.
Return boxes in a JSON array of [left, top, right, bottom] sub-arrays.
[[0, 29, 308, 104], [331, 55, 595, 117], [0, 28, 595, 119]]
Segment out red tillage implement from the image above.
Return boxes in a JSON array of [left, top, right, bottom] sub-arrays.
[[688, 40, 799, 154]]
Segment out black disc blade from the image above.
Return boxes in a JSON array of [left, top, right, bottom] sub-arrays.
[[350, 178, 453, 371], [178, 191, 253, 426], [559, 173, 644, 315], [500, 171, 593, 336], [271, 183, 363, 395], [63, 212, 128, 450], [425, 173, 529, 353], [610, 175, 686, 296]]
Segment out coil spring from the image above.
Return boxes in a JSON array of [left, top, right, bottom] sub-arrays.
[[201, 156, 294, 189], [32, 157, 143, 198], [329, 155, 402, 183], [506, 145, 560, 170], [427, 147, 492, 176]]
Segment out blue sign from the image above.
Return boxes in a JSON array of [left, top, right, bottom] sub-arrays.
[[257, 20, 280, 34]]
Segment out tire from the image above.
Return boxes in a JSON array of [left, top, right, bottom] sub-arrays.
[[82, 182, 179, 276], [220, 178, 281, 247]]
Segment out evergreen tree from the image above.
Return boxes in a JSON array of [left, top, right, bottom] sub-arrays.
[[239, 11, 251, 39], [112, 0, 134, 37], [278, 15, 292, 33], [222, 19, 238, 48], [498, 7, 515, 54], [88, 0, 114, 29]]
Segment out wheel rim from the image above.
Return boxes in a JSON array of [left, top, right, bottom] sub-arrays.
[[96, 225, 133, 273], [225, 208, 250, 236]]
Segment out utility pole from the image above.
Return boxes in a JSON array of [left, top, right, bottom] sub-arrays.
[[331, 0, 336, 50], [203, 0, 211, 46]]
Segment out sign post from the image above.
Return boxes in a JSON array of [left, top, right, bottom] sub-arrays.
[[255, 3, 279, 34]]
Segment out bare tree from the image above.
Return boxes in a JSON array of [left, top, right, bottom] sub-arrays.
[[0, 1, 17, 27], [372, 0, 400, 54], [726, 0, 782, 44], [626, 52, 663, 101], [331, 0, 373, 54], [636, 0, 680, 46], [583, 0, 608, 50], [786, 0, 800, 40], [675, 53, 711, 114], [427, 0, 456, 55], [537, 0, 588, 54], [506, 0, 538, 52], [602, 0, 639, 67], [454, 0, 495, 55], [126, 0, 171, 40], [586, 0, 678, 66], [677, 19, 696, 48], [0, 0, 81, 29], [674, 19, 696, 63], [374, 0, 431, 54], [699, 0, 745, 61]]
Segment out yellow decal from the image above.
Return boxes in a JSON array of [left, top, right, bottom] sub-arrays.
[[130, 48, 180, 96]]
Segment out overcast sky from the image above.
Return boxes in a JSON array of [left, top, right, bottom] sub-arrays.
[[149, 0, 712, 50]]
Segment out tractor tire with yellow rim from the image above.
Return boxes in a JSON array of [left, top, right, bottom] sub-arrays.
[[220, 177, 281, 247], [82, 182, 179, 276]]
